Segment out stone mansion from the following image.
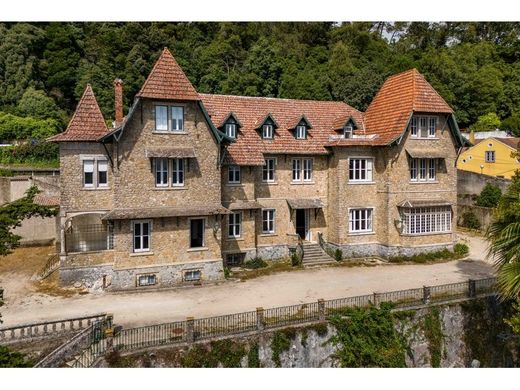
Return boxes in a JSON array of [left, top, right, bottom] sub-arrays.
[[49, 48, 466, 290]]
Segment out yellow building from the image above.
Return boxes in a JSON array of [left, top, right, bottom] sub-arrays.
[[457, 135, 520, 179]]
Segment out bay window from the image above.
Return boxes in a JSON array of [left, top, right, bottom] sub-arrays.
[[401, 206, 452, 235]]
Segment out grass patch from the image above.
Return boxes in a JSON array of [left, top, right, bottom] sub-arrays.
[[247, 343, 261, 368], [242, 257, 268, 269], [271, 328, 297, 367], [422, 306, 444, 367], [180, 339, 247, 368], [231, 259, 298, 281], [388, 246, 468, 264]]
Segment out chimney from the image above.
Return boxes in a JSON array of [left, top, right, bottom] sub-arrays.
[[469, 129, 475, 145], [113, 78, 124, 124]]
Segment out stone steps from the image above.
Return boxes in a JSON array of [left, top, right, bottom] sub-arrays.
[[302, 244, 336, 267]]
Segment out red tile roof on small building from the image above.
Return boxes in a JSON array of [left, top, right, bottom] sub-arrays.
[[136, 48, 199, 101], [499, 137, 520, 150], [48, 84, 109, 142], [199, 94, 365, 165], [364, 69, 453, 144]]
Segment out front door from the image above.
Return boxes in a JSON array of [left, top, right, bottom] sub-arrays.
[[296, 209, 306, 240]]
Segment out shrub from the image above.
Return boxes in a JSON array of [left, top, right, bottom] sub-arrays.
[[453, 243, 469, 257], [475, 184, 502, 208], [461, 211, 481, 230], [243, 257, 268, 269], [290, 252, 301, 267], [223, 267, 231, 279], [334, 248, 343, 262]]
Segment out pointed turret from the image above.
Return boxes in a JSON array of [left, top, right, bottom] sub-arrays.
[[137, 48, 199, 101], [48, 84, 108, 142]]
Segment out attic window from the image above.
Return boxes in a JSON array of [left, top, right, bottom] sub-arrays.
[[225, 122, 237, 139], [263, 124, 273, 139], [344, 125, 353, 139], [296, 125, 306, 139]]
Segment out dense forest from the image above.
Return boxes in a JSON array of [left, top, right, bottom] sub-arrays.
[[0, 22, 519, 166]]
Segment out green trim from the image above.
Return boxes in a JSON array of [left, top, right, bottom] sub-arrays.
[[255, 113, 279, 130], [219, 112, 243, 129], [447, 113, 469, 147], [198, 101, 235, 144], [293, 114, 313, 129]]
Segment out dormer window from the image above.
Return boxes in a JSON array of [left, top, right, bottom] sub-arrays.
[[296, 125, 306, 139], [344, 124, 353, 138], [225, 122, 237, 139], [263, 124, 273, 139]]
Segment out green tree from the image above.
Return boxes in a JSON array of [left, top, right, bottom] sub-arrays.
[[470, 112, 502, 132], [0, 186, 58, 256], [501, 113, 520, 136], [475, 183, 503, 207], [0, 346, 31, 368], [16, 87, 65, 123]]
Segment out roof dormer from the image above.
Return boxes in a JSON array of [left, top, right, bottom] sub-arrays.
[[334, 116, 359, 139], [291, 115, 313, 140], [219, 112, 242, 139], [255, 113, 279, 140]]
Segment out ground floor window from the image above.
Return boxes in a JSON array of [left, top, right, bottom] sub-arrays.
[[137, 274, 157, 286], [133, 220, 151, 252], [184, 270, 201, 282], [349, 208, 373, 233], [225, 253, 246, 267], [401, 206, 452, 235], [190, 218, 205, 248], [228, 212, 242, 238], [262, 209, 276, 234]]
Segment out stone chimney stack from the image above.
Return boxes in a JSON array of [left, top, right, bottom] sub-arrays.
[[113, 78, 124, 124]]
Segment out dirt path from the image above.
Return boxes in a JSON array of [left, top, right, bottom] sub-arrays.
[[2, 240, 494, 328]]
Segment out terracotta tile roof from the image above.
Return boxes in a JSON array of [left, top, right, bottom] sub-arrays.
[[497, 137, 520, 150], [102, 204, 229, 220], [48, 85, 109, 142], [137, 48, 199, 101], [364, 69, 453, 144], [34, 193, 60, 207], [199, 93, 365, 165]]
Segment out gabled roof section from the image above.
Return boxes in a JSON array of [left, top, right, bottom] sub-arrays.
[[48, 84, 109, 142], [218, 112, 243, 128], [364, 69, 453, 144], [291, 114, 313, 129], [136, 48, 199, 101], [332, 114, 361, 131], [254, 113, 280, 129]]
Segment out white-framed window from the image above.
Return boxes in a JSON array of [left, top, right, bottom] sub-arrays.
[[349, 208, 373, 233], [485, 150, 495, 163], [410, 116, 437, 139], [348, 158, 374, 182], [401, 206, 452, 235], [410, 158, 436, 182], [155, 157, 169, 187], [155, 105, 184, 132], [171, 106, 184, 131], [228, 212, 242, 238], [82, 157, 109, 188], [262, 124, 273, 139], [262, 209, 275, 234], [228, 165, 241, 184], [190, 218, 205, 248], [292, 159, 301, 181], [344, 124, 353, 138], [184, 270, 201, 282], [262, 158, 276, 182], [83, 160, 94, 188], [303, 159, 313, 181], [172, 158, 185, 186], [133, 220, 151, 253], [137, 274, 157, 287], [296, 125, 306, 139], [225, 122, 237, 139]]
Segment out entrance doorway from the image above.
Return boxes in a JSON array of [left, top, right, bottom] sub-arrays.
[[295, 209, 309, 240]]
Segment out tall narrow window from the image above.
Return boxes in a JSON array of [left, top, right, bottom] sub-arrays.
[[296, 125, 306, 139], [410, 117, 418, 137], [428, 159, 436, 180], [155, 105, 168, 131], [225, 123, 236, 139], [349, 208, 373, 233], [485, 151, 495, 163], [292, 159, 301, 181], [410, 158, 418, 181], [349, 158, 373, 182], [419, 117, 428, 138], [262, 158, 275, 182], [133, 221, 150, 252], [262, 124, 273, 139], [190, 219, 204, 248], [171, 106, 184, 131], [419, 158, 427, 180], [83, 160, 94, 187], [97, 160, 108, 187], [428, 117, 436, 137], [262, 209, 275, 234], [172, 159, 184, 186], [155, 158, 168, 187], [228, 165, 240, 184], [303, 159, 313, 181], [228, 212, 242, 238], [344, 124, 353, 138]]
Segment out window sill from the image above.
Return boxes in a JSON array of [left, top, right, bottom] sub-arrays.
[[347, 181, 375, 185], [409, 137, 440, 140], [261, 181, 278, 185], [152, 131, 188, 135], [400, 231, 452, 237], [409, 181, 439, 184], [260, 233, 277, 237], [187, 247, 209, 253], [226, 183, 244, 187], [81, 187, 111, 191], [226, 237, 244, 242], [291, 181, 315, 185], [348, 231, 375, 236], [130, 251, 154, 257], [152, 187, 187, 191]]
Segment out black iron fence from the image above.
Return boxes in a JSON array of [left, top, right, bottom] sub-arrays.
[[65, 224, 113, 253]]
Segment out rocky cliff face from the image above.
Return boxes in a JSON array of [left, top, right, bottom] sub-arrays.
[[100, 296, 520, 368]]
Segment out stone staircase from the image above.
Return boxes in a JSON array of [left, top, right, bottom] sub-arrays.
[[302, 243, 336, 267]]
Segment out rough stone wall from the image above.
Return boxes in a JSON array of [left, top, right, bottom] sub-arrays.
[[457, 170, 511, 196]]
